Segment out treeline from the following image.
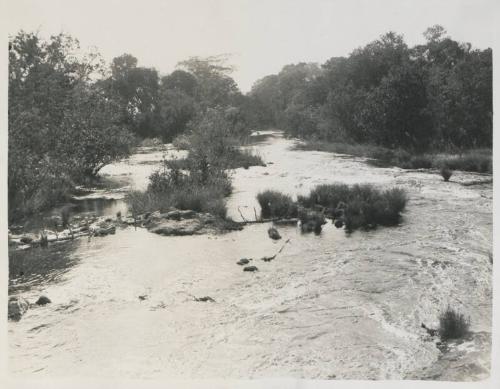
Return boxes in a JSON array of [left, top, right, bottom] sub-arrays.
[[8, 32, 251, 220], [98, 53, 253, 140], [247, 25, 492, 152]]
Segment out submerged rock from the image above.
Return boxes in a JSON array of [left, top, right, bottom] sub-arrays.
[[8, 296, 29, 321], [268, 227, 281, 240], [35, 295, 51, 305], [237, 258, 251, 265], [243, 265, 259, 272], [194, 296, 215, 302]]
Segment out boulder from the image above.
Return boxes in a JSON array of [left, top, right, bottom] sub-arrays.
[[194, 296, 215, 302], [243, 266, 259, 272], [20, 233, 38, 244], [268, 227, 281, 240], [148, 218, 204, 236], [8, 296, 29, 321], [236, 258, 251, 265], [36, 295, 51, 305], [334, 219, 344, 228], [157, 209, 197, 221], [90, 222, 116, 236]]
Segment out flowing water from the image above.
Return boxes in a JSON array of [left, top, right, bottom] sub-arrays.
[[8, 132, 492, 380]]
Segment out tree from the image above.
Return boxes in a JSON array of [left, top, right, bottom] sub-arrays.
[[177, 55, 241, 108], [106, 54, 161, 137], [8, 31, 134, 219]]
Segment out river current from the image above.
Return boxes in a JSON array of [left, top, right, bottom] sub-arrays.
[[8, 132, 492, 380]]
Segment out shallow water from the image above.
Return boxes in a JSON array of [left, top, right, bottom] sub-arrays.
[[8, 132, 492, 380]]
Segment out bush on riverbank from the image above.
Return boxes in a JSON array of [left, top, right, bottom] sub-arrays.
[[127, 108, 262, 221], [257, 190, 297, 219], [295, 141, 492, 174], [127, 159, 231, 219], [438, 306, 470, 340], [9, 32, 135, 222]]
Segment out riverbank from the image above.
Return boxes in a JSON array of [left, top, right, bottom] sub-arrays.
[[294, 140, 493, 174]]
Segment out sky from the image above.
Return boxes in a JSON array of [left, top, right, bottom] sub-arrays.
[[1, 0, 497, 92]]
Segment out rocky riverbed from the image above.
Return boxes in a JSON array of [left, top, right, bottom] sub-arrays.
[[8, 131, 492, 381]]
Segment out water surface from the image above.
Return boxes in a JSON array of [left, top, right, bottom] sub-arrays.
[[8, 132, 492, 380]]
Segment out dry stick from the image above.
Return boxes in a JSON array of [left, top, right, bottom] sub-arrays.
[[264, 238, 291, 261], [253, 207, 259, 222], [237, 207, 248, 222]]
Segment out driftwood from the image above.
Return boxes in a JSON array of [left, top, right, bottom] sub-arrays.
[[235, 217, 299, 225], [261, 238, 291, 262]]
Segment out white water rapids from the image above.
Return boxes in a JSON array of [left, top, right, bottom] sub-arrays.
[[8, 132, 492, 380]]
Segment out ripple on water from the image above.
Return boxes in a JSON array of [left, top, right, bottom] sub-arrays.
[[8, 132, 492, 380]]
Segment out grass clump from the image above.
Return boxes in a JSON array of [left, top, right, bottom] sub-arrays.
[[438, 306, 470, 341], [298, 208, 326, 234], [298, 140, 492, 174], [127, 159, 231, 219], [257, 190, 297, 219], [440, 166, 453, 182], [437, 152, 492, 174], [298, 184, 407, 231]]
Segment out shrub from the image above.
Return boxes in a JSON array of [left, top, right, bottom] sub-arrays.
[[407, 155, 434, 169], [438, 306, 470, 340], [298, 208, 326, 233], [61, 207, 71, 228], [225, 149, 265, 169], [299, 183, 407, 231], [439, 152, 492, 174], [140, 137, 163, 147], [440, 166, 453, 182], [297, 183, 351, 209], [257, 190, 297, 219]]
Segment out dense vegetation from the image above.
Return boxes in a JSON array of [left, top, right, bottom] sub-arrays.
[[127, 108, 262, 219], [247, 25, 492, 155], [8, 32, 135, 220], [257, 184, 407, 232], [9, 25, 492, 221], [8, 32, 256, 222]]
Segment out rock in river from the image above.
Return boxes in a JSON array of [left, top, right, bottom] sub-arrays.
[[148, 218, 204, 236], [8, 296, 29, 321], [268, 227, 281, 240], [36, 295, 52, 305]]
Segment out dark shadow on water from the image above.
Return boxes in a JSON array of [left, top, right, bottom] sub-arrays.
[[72, 198, 127, 217], [9, 239, 82, 295]]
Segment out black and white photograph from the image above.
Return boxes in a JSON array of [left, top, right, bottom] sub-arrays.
[[1, 0, 498, 387]]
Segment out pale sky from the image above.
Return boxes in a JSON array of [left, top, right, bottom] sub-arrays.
[[1, 0, 497, 92]]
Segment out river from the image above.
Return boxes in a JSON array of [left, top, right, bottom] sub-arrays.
[[8, 131, 492, 380]]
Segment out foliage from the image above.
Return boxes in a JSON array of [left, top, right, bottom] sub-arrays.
[[8, 31, 134, 221], [298, 184, 407, 231], [440, 167, 453, 182], [256, 191, 297, 219], [249, 26, 492, 152], [438, 306, 470, 340]]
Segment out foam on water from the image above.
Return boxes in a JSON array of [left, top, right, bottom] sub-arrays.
[[8, 132, 492, 380]]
